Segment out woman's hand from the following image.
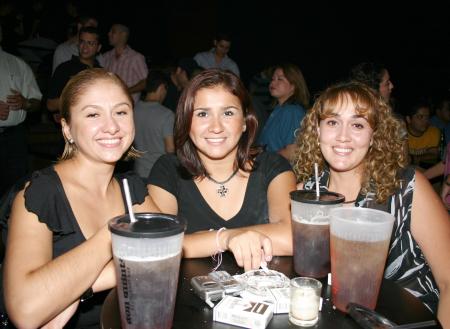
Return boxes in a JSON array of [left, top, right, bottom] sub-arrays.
[[223, 229, 273, 272]]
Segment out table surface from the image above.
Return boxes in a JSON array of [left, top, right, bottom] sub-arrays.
[[101, 253, 441, 328]]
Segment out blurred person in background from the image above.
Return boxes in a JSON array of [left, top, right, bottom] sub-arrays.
[[258, 63, 310, 161], [194, 33, 239, 77]]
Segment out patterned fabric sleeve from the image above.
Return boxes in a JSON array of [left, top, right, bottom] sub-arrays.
[[384, 167, 439, 313]]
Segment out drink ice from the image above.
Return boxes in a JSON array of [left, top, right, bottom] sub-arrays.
[[292, 218, 330, 278], [115, 254, 181, 329], [330, 236, 389, 311], [329, 207, 394, 313], [109, 213, 186, 329], [290, 191, 344, 278]]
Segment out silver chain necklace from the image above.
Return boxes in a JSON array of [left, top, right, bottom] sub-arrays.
[[206, 168, 239, 197]]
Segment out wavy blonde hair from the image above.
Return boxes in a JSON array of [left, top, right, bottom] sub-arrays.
[[292, 81, 408, 203]]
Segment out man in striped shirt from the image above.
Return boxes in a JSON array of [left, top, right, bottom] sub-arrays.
[[100, 24, 148, 103]]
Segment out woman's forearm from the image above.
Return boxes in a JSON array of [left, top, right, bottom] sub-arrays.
[[5, 226, 112, 328]]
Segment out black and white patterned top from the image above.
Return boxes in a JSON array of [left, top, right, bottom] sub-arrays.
[[304, 166, 439, 313]]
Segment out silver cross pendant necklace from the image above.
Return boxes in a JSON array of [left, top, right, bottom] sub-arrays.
[[206, 168, 239, 198]]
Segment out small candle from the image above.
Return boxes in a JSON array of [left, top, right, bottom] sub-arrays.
[[291, 287, 319, 320], [289, 277, 322, 327]]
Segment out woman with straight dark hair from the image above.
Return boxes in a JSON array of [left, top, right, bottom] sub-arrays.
[[148, 69, 296, 271]]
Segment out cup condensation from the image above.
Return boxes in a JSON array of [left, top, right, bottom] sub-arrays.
[[290, 190, 344, 278], [109, 213, 186, 329], [289, 277, 322, 327], [329, 207, 394, 312]]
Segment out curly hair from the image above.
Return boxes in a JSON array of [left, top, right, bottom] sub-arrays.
[[292, 81, 408, 203]]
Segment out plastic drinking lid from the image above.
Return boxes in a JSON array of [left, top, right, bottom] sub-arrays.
[[290, 190, 345, 204], [109, 212, 186, 238]]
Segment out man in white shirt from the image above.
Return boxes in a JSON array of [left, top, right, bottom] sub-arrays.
[[194, 33, 240, 77], [0, 25, 42, 196]]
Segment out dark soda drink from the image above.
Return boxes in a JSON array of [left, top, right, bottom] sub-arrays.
[[330, 235, 389, 312], [109, 213, 185, 329], [290, 190, 344, 279], [292, 217, 330, 278], [115, 253, 182, 329]]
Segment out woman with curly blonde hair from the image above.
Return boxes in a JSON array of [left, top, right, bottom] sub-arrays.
[[293, 81, 406, 203], [292, 81, 450, 326]]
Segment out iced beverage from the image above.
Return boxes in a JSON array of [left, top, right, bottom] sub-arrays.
[[115, 254, 181, 329], [292, 219, 330, 278], [329, 207, 394, 313], [109, 213, 186, 329], [290, 190, 344, 278]]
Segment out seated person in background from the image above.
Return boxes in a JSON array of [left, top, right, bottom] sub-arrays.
[[349, 61, 407, 139], [163, 57, 203, 112], [47, 26, 102, 124], [292, 81, 450, 326], [258, 63, 310, 161], [52, 15, 99, 74], [194, 33, 240, 77], [1, 69, 159, 328], [405, 99, 441, 169], [349, 61, 394, 104], [133, 69, 175, 179], [101, 23, 148, 103], [147, 69, 296, 272]]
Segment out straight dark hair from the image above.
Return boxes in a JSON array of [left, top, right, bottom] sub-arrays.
[[174, 68, 260, 178]]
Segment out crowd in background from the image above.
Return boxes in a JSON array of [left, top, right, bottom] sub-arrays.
[[1, 0, 449, 327]]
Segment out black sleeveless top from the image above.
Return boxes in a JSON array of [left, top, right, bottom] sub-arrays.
[[148, 152, 293, 234], [303, 166, 439, 313], [0, 166, 148, 328]]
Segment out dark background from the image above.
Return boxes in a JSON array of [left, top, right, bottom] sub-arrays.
[[102, 0, 450, 107], [7, 0, 450, 108]]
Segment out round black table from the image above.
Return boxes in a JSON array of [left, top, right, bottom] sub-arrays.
[[101, 253, 441, 328]]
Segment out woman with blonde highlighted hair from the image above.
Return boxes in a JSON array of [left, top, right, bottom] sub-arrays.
[[1, 68, 159, 328], [292, 81, 450, 327]]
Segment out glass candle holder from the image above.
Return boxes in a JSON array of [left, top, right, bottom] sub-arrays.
[[289, 277, 322, 327]]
